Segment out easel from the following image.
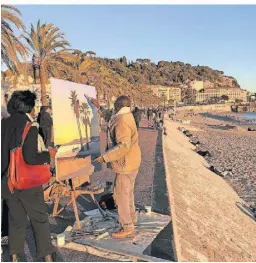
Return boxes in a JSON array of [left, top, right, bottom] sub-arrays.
[[44, 156, 105, 229]]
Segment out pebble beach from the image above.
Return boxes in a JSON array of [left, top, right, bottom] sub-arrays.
[[176, 111, 256, 208]]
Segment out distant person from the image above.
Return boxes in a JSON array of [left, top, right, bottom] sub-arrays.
[[147, 108, 153, 126], [92, 95, 141, 239], [38, 106, 54, 148], [152, 110, 156, 122], [1, 91, 57, 262], [132, 107, 141, 129]]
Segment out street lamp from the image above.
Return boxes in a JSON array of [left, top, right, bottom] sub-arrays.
[[32, 54, 40, 84]]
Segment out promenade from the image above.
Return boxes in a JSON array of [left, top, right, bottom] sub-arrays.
[[1, 116, 174, 262]]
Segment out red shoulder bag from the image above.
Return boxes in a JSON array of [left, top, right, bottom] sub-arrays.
[[8, 122, 51, 192]]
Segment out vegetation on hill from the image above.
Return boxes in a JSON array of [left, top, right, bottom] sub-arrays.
[[97, 57, 240, 88]]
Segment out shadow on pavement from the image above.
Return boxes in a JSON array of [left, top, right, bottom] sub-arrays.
[[143, 131, 176, 261]]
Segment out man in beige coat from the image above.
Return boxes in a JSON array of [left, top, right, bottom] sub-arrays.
[[93, 95, 141, 239]]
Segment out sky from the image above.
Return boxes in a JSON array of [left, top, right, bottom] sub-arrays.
[[15, 5, 256, 92]]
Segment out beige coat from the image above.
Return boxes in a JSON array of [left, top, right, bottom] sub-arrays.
[[103, 107, 141, 174]]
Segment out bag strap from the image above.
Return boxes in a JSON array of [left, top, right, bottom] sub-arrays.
[[21, 122, 33, 146]]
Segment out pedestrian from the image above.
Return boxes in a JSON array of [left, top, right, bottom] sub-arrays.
[[37, 106, 54, 148], [132, 107, 141, 129], [147, 108, 153, 126], [1, 90, 57, 262], [93, 95, 141, 239]]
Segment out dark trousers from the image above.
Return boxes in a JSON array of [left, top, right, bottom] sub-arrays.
[[4, 185, 53, 258], [42, 127, 53, 148], [1, 199, 9, 237], [135, 121, 140, 129]]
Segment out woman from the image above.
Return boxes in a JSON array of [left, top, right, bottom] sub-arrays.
[[38, 106, 54, 148], [1, 90, 56, 262]]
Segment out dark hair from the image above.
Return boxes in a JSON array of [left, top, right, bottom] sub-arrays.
[[114, 95, 131, 112], [134, 107, 139, 111], [7, 90, 36, 115]]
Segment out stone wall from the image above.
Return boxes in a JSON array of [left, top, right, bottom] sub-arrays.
[[179, 103, 231, 113], [163, 118, 256, 261]]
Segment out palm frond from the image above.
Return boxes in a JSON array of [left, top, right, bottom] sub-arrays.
[[1, 5, 27, 72]]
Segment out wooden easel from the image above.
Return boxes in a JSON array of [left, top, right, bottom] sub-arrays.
[[44, 156, 105, 229]]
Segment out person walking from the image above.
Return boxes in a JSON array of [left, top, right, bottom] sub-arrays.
[[92, 95, 141, 239], [146, 108, 150, 122], [132, 107, 141, 129], [1, 91, 56, 262], [147, 108, 153, 127]]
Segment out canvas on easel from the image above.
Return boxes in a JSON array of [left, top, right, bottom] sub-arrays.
[[50, 78, 101, 182]]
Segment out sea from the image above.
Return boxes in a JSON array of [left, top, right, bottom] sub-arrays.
[[233, 112, 256, 121]]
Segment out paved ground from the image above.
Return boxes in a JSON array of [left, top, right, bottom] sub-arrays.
[[2, 116, 175, 262]]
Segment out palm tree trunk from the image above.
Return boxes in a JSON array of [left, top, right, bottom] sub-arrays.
[[76, 117, 84, 150], [39, 65, 47, 106], [107, 93, 111, 109], [85, 119, 90, 150]]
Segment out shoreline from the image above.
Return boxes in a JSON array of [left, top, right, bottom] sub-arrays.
[[200, 112, 256, 127], [174, 111, 256, 208]]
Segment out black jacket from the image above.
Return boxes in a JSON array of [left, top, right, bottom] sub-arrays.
[[133, 110, 141, 123], [1, 113, 50, 179], [39, 112, 53, 129]]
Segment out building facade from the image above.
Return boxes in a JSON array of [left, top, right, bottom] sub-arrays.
[[203, 80, 215, 89], [189, 80, 204, 91], [149, 85, 181, 103], [196, 88, 247, 103]]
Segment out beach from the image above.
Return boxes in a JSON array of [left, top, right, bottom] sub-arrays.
[[175, 111, 256, 208]]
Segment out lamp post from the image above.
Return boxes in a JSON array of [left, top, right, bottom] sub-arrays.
[[32, 54, 40, 84]]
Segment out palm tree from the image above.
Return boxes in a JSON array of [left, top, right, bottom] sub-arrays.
[[71, 50, 98, 84], [85, 51, 96, 57], [22, 20, 75, 106], [80, 102, 91, 150], [69, 90, 84, 151], [1, 5, 28, 73]]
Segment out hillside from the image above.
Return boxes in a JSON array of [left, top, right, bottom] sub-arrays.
[[2, 56, 241, 107], [96, 57, 240, 88]]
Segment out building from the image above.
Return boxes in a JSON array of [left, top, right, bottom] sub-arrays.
[[203, 80, 215, 89], [169, 87, 182, 102], [221, 76, 234, 87], [247, 92, 256, 101], [2, 74, 51, 112], [189, 80, 204, 91], [196, 88, 247, 103], [149, 85, 182, 103]]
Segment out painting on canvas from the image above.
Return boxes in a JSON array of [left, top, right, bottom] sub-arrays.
[[50, 78, 101, 181]]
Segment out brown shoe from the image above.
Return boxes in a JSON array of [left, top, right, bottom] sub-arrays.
[[111, 228, 135, 239]]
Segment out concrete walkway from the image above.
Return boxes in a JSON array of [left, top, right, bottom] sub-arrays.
[[2, 116, 174, 262]]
